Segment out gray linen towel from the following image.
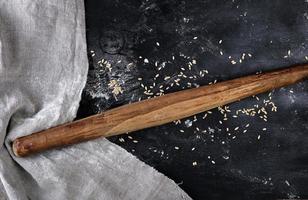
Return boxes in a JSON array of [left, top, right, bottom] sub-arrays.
[[0, 1, 191, 199]]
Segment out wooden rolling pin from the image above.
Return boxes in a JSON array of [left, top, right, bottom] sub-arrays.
[[13, 64, 308, 157]]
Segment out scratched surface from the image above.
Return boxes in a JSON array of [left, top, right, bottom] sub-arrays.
[[78, 1, 308, 199]]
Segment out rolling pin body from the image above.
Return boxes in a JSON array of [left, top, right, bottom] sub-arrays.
[[13, 64, 308, 157]]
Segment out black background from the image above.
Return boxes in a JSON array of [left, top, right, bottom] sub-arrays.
[[78, 1, 308, 199]]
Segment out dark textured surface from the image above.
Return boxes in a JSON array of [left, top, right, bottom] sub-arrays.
[[79, 1, 308, 199]]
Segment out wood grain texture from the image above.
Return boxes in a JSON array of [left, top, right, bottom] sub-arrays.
[[12, 64, 308, 157]]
